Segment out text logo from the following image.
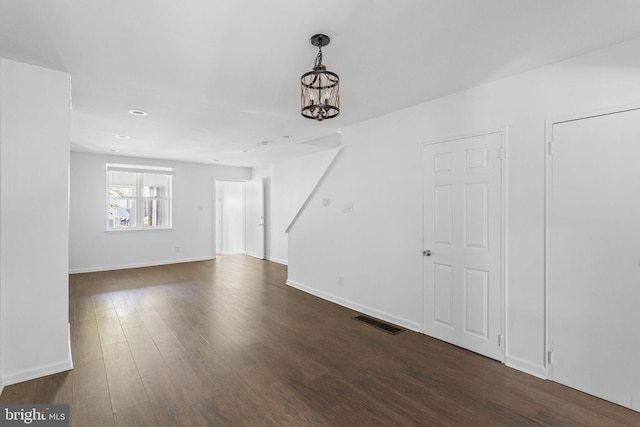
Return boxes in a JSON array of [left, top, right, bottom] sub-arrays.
[[1, 405, 69, 426]]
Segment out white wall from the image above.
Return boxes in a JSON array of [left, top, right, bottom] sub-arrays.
[[283, 37, 640, 378], [0, 59, 72, 386], [70, 152, 250, 272], [253, 147, 340, 264]]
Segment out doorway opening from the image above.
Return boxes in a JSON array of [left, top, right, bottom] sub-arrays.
[[215, 179, 265, 258]]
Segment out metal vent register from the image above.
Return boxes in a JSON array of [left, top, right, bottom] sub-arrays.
[[352, 315, 404, 335]]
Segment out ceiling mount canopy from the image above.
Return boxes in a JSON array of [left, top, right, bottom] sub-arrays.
[[301, 34, 340, 121]]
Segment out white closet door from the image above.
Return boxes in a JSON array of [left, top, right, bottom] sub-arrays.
[[549, 108, 640, 411]]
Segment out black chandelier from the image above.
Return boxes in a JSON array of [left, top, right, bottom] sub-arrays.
[[301, 34, 340, 121]]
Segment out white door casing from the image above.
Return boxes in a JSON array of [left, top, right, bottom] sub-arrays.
[[547, 107, 640, 411], [423, 130, 505, 361]]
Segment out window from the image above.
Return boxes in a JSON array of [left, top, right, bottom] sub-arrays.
[[106, 164, 173, 230]]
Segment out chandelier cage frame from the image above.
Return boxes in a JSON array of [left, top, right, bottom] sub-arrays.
[[301, 34, 340, 121]]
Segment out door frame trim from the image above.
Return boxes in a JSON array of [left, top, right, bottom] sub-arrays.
[[544, 103, 640, 379], [421, 127, 508, 363]]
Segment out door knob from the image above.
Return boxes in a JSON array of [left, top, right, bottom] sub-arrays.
[[423, 250, 431, 256]]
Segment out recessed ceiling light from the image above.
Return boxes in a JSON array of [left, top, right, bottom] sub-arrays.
[[240, 150, 248, 153], [109, 149, 120, 152], [128, 109, 147, 116], [281, 135, 292, 139], [115, 135, 130, 139]]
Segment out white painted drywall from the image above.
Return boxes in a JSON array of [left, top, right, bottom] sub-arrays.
[[284, 37, 640, 378], [252, 147, 340, 264], [69, 152, 251, 273], [0, 59, 72, 385]]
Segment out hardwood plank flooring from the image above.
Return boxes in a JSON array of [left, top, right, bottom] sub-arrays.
[[2, 254, 640, 426]]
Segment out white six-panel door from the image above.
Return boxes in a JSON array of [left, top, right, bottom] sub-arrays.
[[423, 131, 504, 361], [548, 108, 640, 411]]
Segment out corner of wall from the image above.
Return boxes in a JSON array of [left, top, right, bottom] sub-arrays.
[[1, 361, 74, 388], [0, 327, 73, 387], [0, 58, 72, 387], [67, 323, 73, 371], [0, 58, 4, 398]]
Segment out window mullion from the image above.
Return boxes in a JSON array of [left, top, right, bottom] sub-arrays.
[[137, 173, 144, 228]]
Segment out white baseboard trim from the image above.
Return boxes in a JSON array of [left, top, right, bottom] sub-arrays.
[[506, 353, 547, 379], [1, 325, 74, 389], [69, 256, 215, 274], [286, 279, 420, 332], [0, 323, 73, 394], [285, 281, 550, 381], [267, 256, 288, 266], [1, 358, 74, 388]]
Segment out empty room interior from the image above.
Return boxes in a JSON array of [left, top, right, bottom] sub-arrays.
[[1, 1, 640, 425]]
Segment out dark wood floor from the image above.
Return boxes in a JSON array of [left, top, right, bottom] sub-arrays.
[[1, 255, 639, 426]]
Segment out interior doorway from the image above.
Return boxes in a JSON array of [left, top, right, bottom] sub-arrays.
[[216, 180, 245, 255], [215, 179, 265, 258]]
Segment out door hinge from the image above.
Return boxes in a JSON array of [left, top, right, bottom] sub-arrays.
[[498, 334, 503, 347], [548, 141, 556, 156], [498, 147, 505, 160], [547, 350, 554, 365]]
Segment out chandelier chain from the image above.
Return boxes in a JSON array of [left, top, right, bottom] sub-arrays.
[[315, 45, 323, 67]]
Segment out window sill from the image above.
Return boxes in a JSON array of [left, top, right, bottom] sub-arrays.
[[105, 227, 173, 233]]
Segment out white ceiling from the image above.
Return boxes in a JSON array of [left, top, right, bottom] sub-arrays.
[[2, 0, 640, 168]]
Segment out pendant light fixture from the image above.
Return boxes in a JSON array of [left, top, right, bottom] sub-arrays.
[[301, 34, 340, 121]]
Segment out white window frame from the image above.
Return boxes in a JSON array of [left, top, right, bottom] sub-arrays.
[[106, 163, 173, 231]]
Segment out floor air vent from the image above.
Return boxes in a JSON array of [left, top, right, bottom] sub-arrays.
[[352, 315, 404, 335]]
